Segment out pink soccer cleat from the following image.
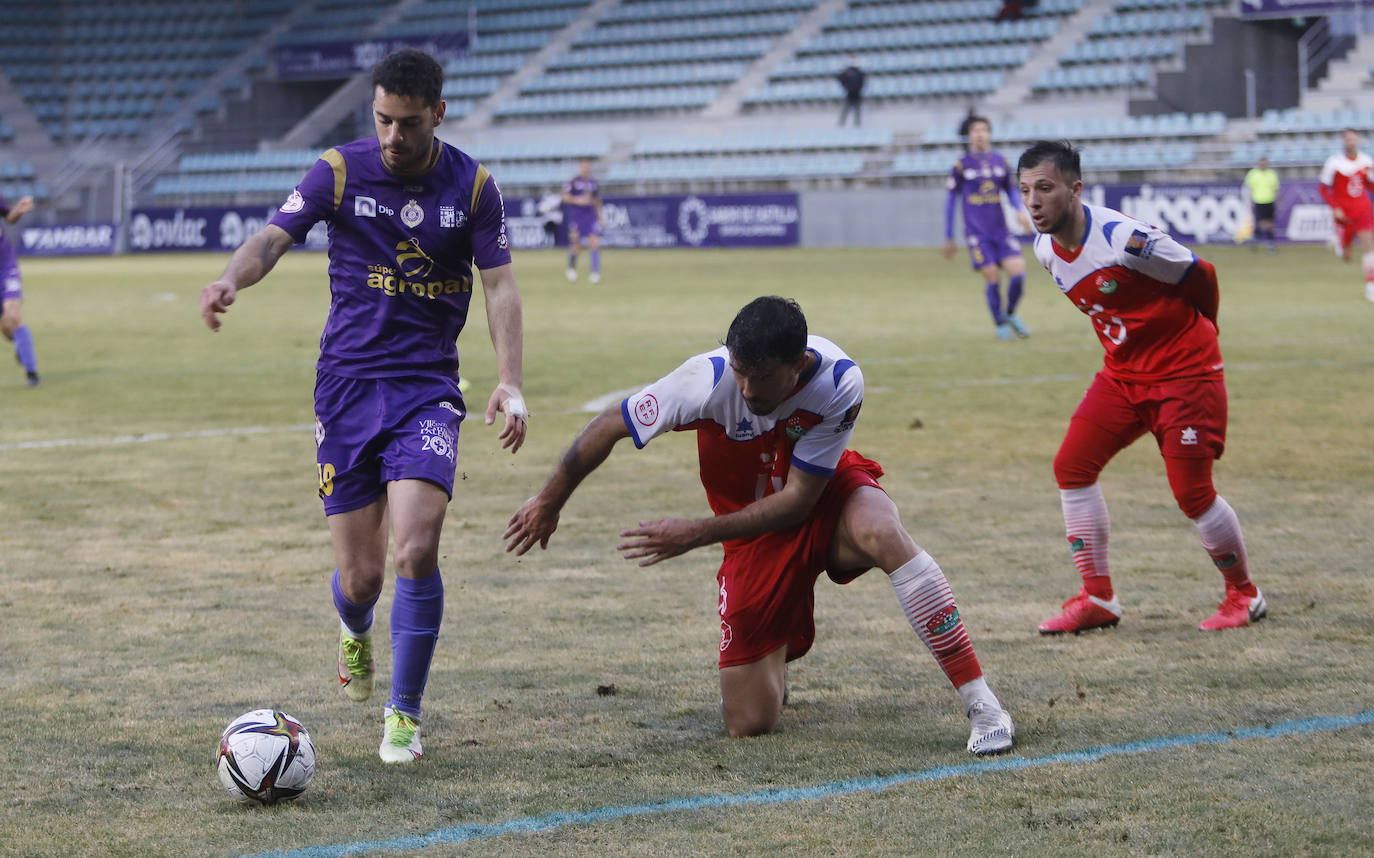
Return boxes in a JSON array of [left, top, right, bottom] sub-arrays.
[[1199, 586, 1267, 631], [1038, 588, 1122, 634]]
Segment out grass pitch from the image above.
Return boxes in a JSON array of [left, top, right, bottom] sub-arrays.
[[1, 244, 1371, 857]]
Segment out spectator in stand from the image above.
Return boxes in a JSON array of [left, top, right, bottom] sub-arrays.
[[837, 56, 866, 128]]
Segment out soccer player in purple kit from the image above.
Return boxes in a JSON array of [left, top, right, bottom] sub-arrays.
[[198, 48, 529, 764], [941, 117, 1033, 341], [562, 157, 603, 283], [0, 192, 39, 387]]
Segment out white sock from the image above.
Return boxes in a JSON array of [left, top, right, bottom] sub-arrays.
[[1061, 484, 1112, 594], [1191, 495, 1255, 593]]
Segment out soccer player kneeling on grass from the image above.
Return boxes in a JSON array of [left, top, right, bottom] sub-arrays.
[[505, 296, 1014, 755], [1017, 140, 1266, 634]]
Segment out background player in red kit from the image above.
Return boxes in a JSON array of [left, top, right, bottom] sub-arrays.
[[1319, 128, 1374, 302], [1017, 140, 1265, 634], [504, 296, 1014, 754]]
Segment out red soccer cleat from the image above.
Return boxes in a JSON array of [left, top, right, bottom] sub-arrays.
[[1199, 586, 1267, 631], [1038, 588, 1122, 634]]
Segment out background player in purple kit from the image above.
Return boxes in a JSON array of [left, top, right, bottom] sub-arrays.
[[942, 117, 1033, 341], [0, 192, 39, 387], [562, 157, 603, 283], [198, 48, 529, 764]]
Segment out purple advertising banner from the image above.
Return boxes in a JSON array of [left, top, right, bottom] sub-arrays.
[[128, 206, 326, 253], [276, 33, 469, 81], [507, 192, 800, 249], [18, 222, 116, 256], [1088, 180, 1331, 245]]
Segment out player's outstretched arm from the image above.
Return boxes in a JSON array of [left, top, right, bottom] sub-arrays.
[[505, 406, 630, 555], [198, 224, 294, 331], [618, 467, 829, 567], [478, 262, 528, 452]]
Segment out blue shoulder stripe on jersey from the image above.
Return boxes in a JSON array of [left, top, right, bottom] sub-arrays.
[[832, 358, 856, 386], [620, 398, 648, 450], [791, 455, 836, 479], [1102, 219, 1120, 245], [1177, 253, 1199, 285], [709, 355, 726, 387], [1079, 204, 1093, 247]]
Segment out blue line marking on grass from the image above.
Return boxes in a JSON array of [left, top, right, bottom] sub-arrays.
[[243, 709, 1374, 858]]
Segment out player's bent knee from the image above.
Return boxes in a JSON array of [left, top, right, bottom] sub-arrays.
[[723, 703, 781, 738], [1053, 451, 1100, 489]]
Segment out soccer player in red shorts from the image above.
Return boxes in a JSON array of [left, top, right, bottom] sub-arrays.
[[1018, 140, 1266, 634], [505, 296, 1015, 754], [1319, 128, 1374, 303]]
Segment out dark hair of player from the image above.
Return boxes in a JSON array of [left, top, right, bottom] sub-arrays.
[[968, 116, 991, 131], [370, 47, 444, 108], [1017, 139, 1081, 183], [725, 296, 808, 368]]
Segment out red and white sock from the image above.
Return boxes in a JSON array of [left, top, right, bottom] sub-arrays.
[[1061, 484, 1112, 599], [889, 551, 982, 688], [1191, 495, 1257, 597]]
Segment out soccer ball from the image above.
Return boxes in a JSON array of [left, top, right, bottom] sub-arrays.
[[216, 709, 316, 805]]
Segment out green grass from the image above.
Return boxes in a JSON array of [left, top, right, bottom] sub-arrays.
[[1, 245, 1371, 858]]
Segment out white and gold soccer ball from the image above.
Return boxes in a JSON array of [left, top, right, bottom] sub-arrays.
[[216, 709, 316, 805]]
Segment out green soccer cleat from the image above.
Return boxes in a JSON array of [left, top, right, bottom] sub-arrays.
[[337, 623, 374, 703], [379, 705, 423, 763]]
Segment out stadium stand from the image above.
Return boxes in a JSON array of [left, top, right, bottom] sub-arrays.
[[1, 0, 1369, 215]]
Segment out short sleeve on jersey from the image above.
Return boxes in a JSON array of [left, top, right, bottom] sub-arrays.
[[789, 359, 862, 476], [1102, 216, 1196, 286], [469, 168, 512, 271], [621, 354, 724, 448], [270, 152, 341, 243]]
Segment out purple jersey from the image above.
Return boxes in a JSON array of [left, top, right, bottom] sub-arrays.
[[945, 151, 1020, 241], [563, 175, 599, 214], [0, 195, 17, 266], [0, 195, 19, 297], [270, 137, 511, 379]]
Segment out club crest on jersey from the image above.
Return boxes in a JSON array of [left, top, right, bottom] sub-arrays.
[[783, 410, 822, 440], [400, 199, 424, 227], [1098, 278, 1118, 294], [1124, 229, 1156, 259]]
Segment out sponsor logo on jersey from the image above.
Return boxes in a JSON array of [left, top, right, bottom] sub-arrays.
[[1124, 229, 1156, 259], [837, 401, 862, 432], [355, 195, 377, 218], [401, 199, 424, 227], [924, 605, 960, 636], [281, 189, 305, 214], [440, 205, 455, 228], [633, 394, 659, 426]]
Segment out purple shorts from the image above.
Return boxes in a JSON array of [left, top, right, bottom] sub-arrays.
[[1, 257, 20, 302], [567, 207, 601, 237], [965, 231, 1021, 271], [314, 373, 465, 515]]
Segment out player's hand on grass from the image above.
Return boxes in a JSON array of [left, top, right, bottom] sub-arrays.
[[941, 239, 956, 260], [486, 383, 528, 453], [199, 281, 237, 331], [505, 495, 558, 555], [618, 518, 700, 567]]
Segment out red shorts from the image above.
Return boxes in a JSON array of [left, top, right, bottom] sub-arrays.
[[1335, 204, 1374, 249], [1071, 371, 1228, 460], [716, 450, 884, 668]]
